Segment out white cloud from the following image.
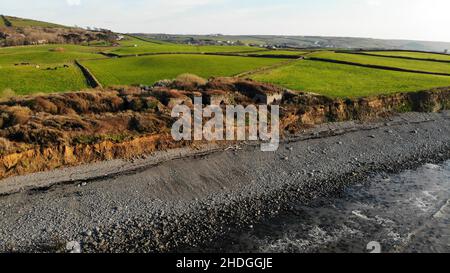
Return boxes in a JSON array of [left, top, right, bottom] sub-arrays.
[[66, 0, 81, 6]]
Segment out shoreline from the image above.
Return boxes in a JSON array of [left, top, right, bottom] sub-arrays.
[[0, 111, 449, 252]]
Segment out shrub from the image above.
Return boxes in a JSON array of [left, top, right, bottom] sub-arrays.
[[395, 102, 413, 113]]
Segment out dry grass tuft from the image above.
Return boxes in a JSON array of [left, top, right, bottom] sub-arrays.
[[0, 88, 17, 99], [172, 74, 207, 90]]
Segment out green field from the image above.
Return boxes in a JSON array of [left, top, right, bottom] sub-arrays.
[[3, 29, 450, 99], [365, 51, 450, 61], [0, 64, 89, 95], [108, 36, 266, 56], [245, 50, 308, 56], [0, 44, 102, 95], [310, 51, 450, 75], [4, 16, 64, 28], [82, 54, 287, 86], [251, 60, 450, 98], [0, 44, 106, 65]]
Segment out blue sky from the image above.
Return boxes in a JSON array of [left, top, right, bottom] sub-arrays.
[[1, 0, 450, 42]]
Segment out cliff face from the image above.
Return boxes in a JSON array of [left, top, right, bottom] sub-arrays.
[[281, 88, 450, 132], [0, 78, 449, 180]]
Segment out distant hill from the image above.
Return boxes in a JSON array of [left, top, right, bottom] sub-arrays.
[[136, 34, 450, 54], [2, 14, 449, 53], [2, 15, 66, 28], [0, 15, 118, 47]]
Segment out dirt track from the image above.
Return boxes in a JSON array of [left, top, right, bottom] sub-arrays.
[[0, 111, 449, 252]]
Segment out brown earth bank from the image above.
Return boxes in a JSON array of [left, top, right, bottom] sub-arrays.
[[0, 77, 449, 180], [0, 111, 449, 252]]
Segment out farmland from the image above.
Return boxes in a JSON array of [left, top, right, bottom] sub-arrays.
[[243, 50, 308, 56], [0, 44, 105, 94], [107, 36, 267, 56], [251, 60, 450, 98], [363, 51, 450, 62], [309, 51, 450, 75], [0, 64, 89, 95], [81, 54, 287, 86], [2, 15, 450, 99], [0, 44, 105, 65]]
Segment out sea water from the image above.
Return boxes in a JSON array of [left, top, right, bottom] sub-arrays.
[[223, 161, 450, 253]]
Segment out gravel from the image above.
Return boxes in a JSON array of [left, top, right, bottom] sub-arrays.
[[0, 111, 449, 253]]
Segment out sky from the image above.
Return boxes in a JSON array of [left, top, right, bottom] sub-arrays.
[[1, 0, 450, 42]]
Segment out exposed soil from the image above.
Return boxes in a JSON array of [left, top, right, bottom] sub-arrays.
[[0, 111, 449, 252], [1, 78, 449, 180]]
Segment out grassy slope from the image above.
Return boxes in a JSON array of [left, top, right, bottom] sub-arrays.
[[82, 54, 287, 86], [4, 16, 64, 28], [0, 45, 104, 94], [365, 51, 450, 61], [0, 44, 105, 65], [108, 36, 266, 56], [251, 60, 450, 98], [310, 51, 450, 74], [0, 65, 89, 95]]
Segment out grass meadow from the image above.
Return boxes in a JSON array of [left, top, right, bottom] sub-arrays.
[[0, 44, 104, 95], [310, 51, 450, 75], [82, 54, 287, 86], [365, 51, 450, 62], [0, 64, 89, 95], [251, 60, 450, 98], [0, 44, 106, 65], [2, 30, 450, 99], [108, 36, 266, 56], [244, 50, 308, 56]]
